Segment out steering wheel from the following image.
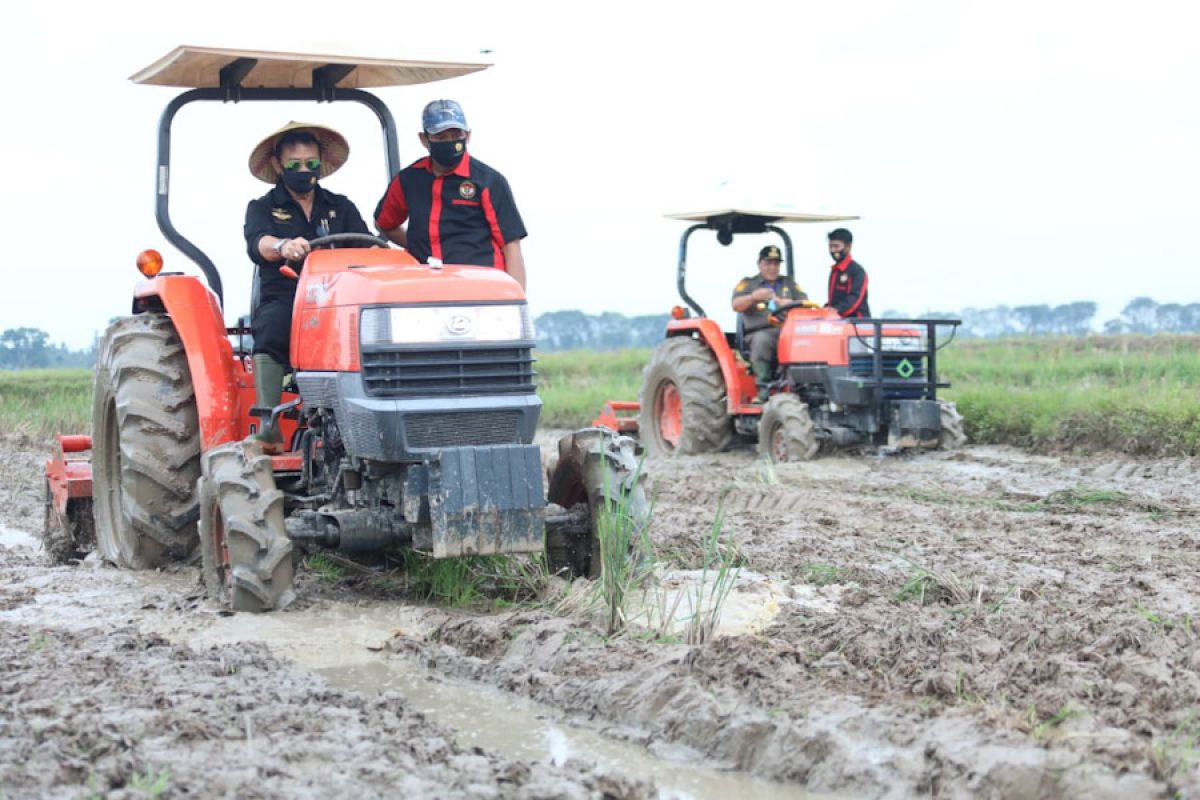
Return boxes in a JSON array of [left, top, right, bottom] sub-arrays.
[[769, 301, 814, 326], [308, 233, 392, 249]]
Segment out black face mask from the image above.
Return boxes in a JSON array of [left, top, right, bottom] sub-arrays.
[[830, 249, 846, 263], [282, 170, 317, 194], [428, 138, 466, 168]]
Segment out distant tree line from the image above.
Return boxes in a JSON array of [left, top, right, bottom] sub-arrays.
[[0, 327, 96, 370], [882, 297, 1200, 339], [4, 297, 1200, 365]]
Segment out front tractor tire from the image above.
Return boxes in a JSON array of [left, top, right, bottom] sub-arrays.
[[938, 400, 968, 450], [199, 441, 295, 613], [758, 394, 820, 463], [638, 337, 732, 456], [92, 315, 201, 568], [545, 430, 648, 579]]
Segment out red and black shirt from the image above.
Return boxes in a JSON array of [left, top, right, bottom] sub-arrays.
[[827, 256, 871, 318], [374, 153, 526, 270]]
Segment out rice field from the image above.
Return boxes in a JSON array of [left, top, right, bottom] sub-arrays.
[[5, 335, 1200, 454]]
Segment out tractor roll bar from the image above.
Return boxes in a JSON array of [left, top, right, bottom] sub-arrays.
[[155, 86, 401, 308], [676, 222, 794, 318]]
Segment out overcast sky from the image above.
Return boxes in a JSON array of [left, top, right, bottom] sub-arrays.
[[3, 0, 1197, 349]]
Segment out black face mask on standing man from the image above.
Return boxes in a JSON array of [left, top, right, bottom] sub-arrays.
[[428, 138, 466, 169]]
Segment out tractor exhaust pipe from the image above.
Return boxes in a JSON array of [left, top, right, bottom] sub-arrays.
[[285, 509, 415, 554]]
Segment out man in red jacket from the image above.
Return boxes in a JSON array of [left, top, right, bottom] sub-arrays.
[[826, 228, 870, 318]]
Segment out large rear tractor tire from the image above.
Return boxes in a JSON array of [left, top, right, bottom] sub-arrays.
[[199, 440, 296, 612], [545, 430, 649, 580], [638, 337, 732, 456], [938, 400, 968, 450], [92, 315, 201, 568], [758, 394, 820, 463]]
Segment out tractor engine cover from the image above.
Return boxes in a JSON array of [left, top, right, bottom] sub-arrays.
[[889, 400, 942, 449]]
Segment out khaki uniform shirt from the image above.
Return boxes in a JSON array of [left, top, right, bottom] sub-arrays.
[[732, 275, 808, 333]]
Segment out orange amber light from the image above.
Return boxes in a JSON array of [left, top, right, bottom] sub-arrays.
[[136, 249, 164, 278], [670, 305, 688, 320]]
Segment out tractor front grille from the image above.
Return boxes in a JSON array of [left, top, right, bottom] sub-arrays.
[[850, 355, 927, 398], [361, 346, 536, 398], [405, 411, 523, 449]]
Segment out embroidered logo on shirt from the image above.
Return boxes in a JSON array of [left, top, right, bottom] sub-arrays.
[[736, 280, 748, 291], [839, 274, 849, 284], [459, 181, 478, 200], [271, 208, 292, 222]]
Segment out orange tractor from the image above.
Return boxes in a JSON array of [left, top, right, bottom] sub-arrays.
[[594, 208, 965, 462], [42, 46, 646, 610]]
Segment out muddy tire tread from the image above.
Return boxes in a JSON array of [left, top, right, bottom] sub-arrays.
[[92, 315, 201, 568], [200, 441, 295, 612], [758, 394, 820, 462], [938, 400, 968, 450], [638, 337, 732, 456]]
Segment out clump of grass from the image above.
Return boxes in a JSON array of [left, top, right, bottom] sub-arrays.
[[303, 553, 346, 583], [397, 550, 548, 607], [593, 462, 655, 636], [682, 504, 741, 645], [1151, 713, 1200, 786], [128, 766, 171, 797], [800, 564, 842, 586], [1030, 704, 1085, 743], [893, 556, 973, 606]]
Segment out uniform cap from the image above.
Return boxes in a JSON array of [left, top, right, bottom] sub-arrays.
[[758, 245, 783, 262], [248, 121, 349, 184], [422, 99, 470, 134]]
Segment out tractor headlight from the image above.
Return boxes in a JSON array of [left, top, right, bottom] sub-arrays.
[[848, 334, 924, 354], [360, 304, 535, 346]]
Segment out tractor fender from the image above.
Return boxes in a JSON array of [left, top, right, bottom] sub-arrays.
[[664, 318, 755, 411], [134, 275, 241, 451]]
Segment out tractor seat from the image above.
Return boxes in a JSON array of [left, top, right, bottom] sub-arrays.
[[734, 315, 751, 362]]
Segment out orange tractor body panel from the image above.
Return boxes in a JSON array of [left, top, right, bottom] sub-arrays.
[[133, 275, 243, 451], [664, 317, 760, 413]]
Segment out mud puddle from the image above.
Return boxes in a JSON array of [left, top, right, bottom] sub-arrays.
[[0, 528, 815, 799], [319, 659, 819, 800], [0, 523, 38, 549]]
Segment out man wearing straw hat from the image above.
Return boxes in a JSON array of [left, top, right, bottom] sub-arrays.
[[244, 121, 371, 449]]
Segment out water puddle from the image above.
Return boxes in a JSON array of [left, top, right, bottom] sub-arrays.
[[622, 569, 840, 638], [0, 523, 39, 550], [318, 659, 819, 800]]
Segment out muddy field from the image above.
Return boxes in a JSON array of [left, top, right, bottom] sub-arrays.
[[2, 429, 1199, 798]]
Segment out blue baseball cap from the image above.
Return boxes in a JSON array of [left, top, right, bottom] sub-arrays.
[[422, 99, 470, 134]]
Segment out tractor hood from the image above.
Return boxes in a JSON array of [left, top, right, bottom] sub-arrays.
[[290, 248, 528, 373], [297, 248, 527, 309]]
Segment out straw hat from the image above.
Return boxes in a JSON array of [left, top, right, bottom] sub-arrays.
[[248, 121, 350, 183]]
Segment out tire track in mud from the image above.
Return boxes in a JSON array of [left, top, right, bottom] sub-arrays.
[[7, 434, 1200, 797]]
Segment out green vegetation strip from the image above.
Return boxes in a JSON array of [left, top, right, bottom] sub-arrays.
[[0, 368, 92, 439], [8, 334, 1200, 454]]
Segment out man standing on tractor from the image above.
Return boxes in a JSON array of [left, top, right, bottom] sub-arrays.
[[374, 99, 528, 289], [826, 228, 871, 318], [244, 122, 371, 449], [732, 245, 808, 401]]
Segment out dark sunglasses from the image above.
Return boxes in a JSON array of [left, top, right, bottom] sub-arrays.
[[282, 158, 322, 172]]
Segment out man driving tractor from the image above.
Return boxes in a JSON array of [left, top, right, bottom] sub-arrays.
[[243, 121, 371, 450], [731, 244, 809, 402]]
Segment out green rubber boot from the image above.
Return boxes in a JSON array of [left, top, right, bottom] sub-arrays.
[[751, 360, 773, 403], [252, 353, 286, 448]]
